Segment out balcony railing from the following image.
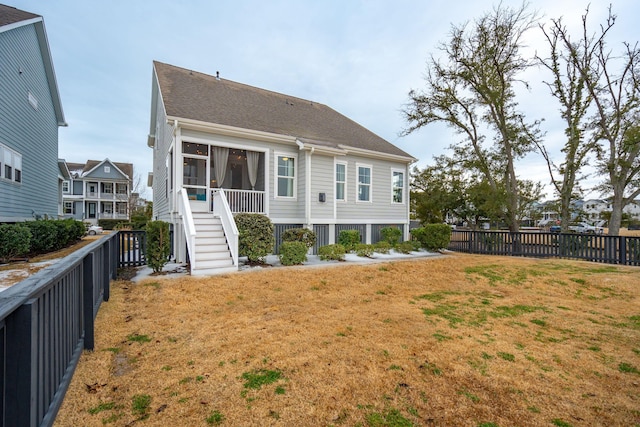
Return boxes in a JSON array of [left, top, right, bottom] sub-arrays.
[[216, 189, 265, 214]]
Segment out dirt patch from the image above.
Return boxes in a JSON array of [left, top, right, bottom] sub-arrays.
[[55, 254, 640, 426]]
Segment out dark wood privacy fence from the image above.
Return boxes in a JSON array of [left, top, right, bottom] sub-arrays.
[[448, 230, 640, 266], [0, 233, 119, 427]]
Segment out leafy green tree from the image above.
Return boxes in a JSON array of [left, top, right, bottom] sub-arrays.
[[404, 3, 541, 232]]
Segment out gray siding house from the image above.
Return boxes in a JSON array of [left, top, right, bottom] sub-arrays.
[[0, 4, 66, 222], [61, 159, 133, 225], [148, 61, 415, 275]]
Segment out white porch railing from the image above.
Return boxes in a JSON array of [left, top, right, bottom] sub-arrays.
[[211, 189, 239, 267], [221, 189, 265, 214], [178, 188, 197, 271]]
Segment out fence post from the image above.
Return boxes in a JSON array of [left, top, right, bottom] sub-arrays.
[[5, 300, 38, 426], [619, 236, 626, 265], [83, 252, 95, 351], [103, 240, 110, 302]]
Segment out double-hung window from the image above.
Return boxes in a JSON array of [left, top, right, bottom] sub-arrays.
[[276, 154, 295, 198], [0, 145, 22, 184], [391, 169, 404, 203], [357, 164, 371, 202], [336, 162, 347, 201]]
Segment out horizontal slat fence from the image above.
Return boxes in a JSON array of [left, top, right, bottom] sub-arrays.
[[0, 233, 118, 427], [448, 230, 640, 266]]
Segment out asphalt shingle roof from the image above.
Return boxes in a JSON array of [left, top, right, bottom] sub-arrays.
[[154, 61, 413, 160], [0, 4, 39, 28]]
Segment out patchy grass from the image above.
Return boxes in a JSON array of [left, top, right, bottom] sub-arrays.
[[55, 254, 640, 426]]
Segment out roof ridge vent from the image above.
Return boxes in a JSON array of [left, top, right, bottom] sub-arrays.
[[216, 71, 220, 81]]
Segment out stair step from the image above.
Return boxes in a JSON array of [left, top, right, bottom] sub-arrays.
[[191, 265, 238, 276], [195, 258, 235, 269], [195, 250, 231, 261]]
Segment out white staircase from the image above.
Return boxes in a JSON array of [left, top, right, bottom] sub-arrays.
[[191, 212, 236, 275]]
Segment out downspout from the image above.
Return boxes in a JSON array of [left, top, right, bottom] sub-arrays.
[[305, 146, 314, 228]]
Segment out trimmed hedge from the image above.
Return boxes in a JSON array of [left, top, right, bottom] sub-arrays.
[[146, 220, 171, 273], [355, 243, 375, 258], [338, 229, 361, 252], [278, 241, 308, 266], [24, 219, 85, 254], [235, 214, 274, 262], [396, 241, 416, 254], [0, 223, 31, 263], [373, 241, 391, 254], [318, 244, 346, 261], [281, 227, 317, 249], [411, 224, 451, 251]]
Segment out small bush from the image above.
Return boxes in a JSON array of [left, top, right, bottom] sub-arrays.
[[98, 219, 123, 230], [411, 224, 451, 251], [373, 241, 391, 254], [236, 214, 274, 262], [278, 241, 308, 266], [281, 227, 317, 249], [0, 224, 31, 263], [318, 244, 346, 261], [355, 243, 375, 258], [380, 226, 402, 247], [146, 220, 171, 273], [338, 229, 361, 252], [396, 241, 415, 254]]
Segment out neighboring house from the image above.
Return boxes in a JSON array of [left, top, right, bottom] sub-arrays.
[[60, 159, 133, 225], [148, 61, 416, 275], [0, 4, 66, 222], [583, 199, 609, 221]]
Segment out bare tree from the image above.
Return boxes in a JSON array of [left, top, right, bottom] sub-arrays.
[[536, 16, 596, 231], [555, 6, 640, 235], [403, 3, 541, 232]]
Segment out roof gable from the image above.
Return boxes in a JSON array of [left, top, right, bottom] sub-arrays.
[[83, 159, 132, 180], [0, 4, 66, 126], [153, 61, 413, 160]]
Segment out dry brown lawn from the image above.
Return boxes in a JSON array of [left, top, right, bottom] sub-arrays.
[[54, 253, 640, 427]]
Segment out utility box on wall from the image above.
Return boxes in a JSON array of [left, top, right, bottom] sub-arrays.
[[319, 193, 326, 203]]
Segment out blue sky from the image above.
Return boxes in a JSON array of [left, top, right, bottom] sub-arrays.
[[8, 0, 639, 199]]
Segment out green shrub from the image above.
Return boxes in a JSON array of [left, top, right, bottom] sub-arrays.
[[411, 224, 451, 251], [318, 244, 346, 261], [24, 220, 57, 253], [396, 241, 415, 254], [373, 241, 391, 254], [278, 241, 308, 266], [235, 214, 274, 262], [281, 227, 317, 249], [146, 220, 171, 273], [338, 229, 361, 252], [355, 243, 375, 257], [98, 219, 123, 230], [0, 224, 32, 263], [380, 226, 402, 247]]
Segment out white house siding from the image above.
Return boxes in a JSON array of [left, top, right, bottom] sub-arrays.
[[0, 23, 60, 221]]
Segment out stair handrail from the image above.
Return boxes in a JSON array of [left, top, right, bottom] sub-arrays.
[[177, 188, 197, 271], [211, 188, 239, 267]]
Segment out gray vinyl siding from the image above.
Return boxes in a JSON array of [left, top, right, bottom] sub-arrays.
[[309, 154, 334, 220], [72, 180, 83, 195], [269, 146, 304, 221], [0, 24, 60, 221], [151, 90, 173, 222], [84, 161, 128, 180], [336, 156, 408, 222]]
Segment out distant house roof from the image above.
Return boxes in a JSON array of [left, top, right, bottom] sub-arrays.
[[65, 159, 133, 180], [152, 61, 414, 161], [0, 4, 66, 126]]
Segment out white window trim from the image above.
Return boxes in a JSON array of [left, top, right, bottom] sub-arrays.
[[63, 201, 73, 214], [335, 161, 347, 202], [356, 163, 372, 203], [62, 180, 70, 193], [0, 143, 22, 184], [274, 152, 297, 199], [104, 166, 110, 173], [391, 168, 405, 204]]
